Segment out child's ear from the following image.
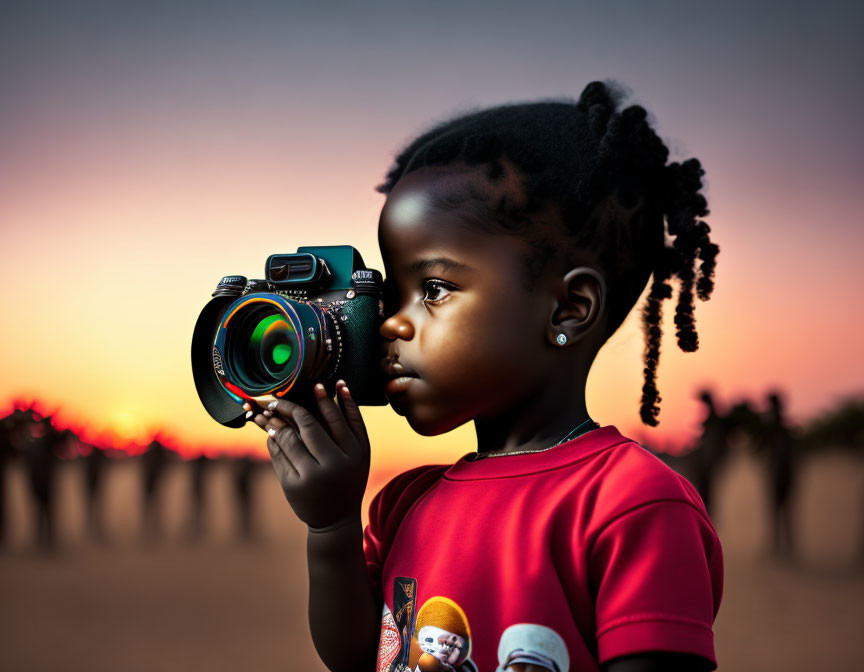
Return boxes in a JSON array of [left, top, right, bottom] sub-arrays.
[[547, 267, 606, 347]]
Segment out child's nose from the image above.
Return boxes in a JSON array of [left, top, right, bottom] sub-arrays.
[[380, 314, 414, 340]]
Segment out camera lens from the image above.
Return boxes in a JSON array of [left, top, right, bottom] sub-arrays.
[[242, 311, 298, 383], [225, 303, 302, 391], [213, 294, 331, 398]]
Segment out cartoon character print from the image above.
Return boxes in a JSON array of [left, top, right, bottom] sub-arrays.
[[376, 578, 568, 672], [495, 623, 569, 672], [409, 596, 478, 672]]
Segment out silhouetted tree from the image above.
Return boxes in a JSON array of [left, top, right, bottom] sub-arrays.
[[801, 397, 864, 453], [800, 396, 864, 564]]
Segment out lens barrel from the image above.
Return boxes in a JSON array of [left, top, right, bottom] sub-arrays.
[[213, 294, 335, 401]]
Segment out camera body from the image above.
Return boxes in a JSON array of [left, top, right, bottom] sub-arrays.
[[192, 245, 388, 428]]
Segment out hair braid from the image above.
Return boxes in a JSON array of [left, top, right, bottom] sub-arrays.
[[640, 245, 677, 425], [639, 158, 717, 425]]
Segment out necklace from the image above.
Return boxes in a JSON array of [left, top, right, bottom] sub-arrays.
[[471, 417, 599, 460]]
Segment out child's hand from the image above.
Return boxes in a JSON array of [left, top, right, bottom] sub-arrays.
[[247, 380, 371, 530]]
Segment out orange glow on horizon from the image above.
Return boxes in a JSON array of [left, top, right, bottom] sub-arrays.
[[2, 84, 861, 472]]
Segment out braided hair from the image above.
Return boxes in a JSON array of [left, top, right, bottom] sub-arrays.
[[376, 80, 719, 426]]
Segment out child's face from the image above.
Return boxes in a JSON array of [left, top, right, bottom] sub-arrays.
[[378, 166, 558, 436]]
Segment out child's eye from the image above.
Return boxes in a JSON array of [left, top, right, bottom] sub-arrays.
[[421, 279, 455, 305]]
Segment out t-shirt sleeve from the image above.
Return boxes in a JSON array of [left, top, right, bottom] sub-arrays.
[[362, 464, 450, 598], [363, 483, 389, 596], [589, 500, 723, 669]]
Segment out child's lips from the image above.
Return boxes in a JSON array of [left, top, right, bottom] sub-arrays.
[[380, 358, 419, 400], [385, 375, 416, 396], [380, 357, 419, 380]]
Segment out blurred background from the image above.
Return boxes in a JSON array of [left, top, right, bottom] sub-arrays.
[[1, 1, 862, 670]]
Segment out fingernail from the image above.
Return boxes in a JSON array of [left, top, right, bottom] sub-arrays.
[[267, 428, 276, 437], [242, 402, 251, 411], [267, 401, 277, 410], [245, 411, 253, 419], [336, 379, 346, 387], [341, 386, 350, 395], [314, 383, 325, 392], [262, 410, 273, 417]]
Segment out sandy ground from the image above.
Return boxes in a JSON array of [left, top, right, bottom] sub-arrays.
[[1, 450, 862, 671]]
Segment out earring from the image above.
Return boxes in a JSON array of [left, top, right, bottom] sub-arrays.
[[556, 333, 567, 345]]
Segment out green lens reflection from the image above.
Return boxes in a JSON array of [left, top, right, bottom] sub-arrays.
[[228, 301, 303, 392], [246, 312, 298, 379], [251, 314, 281, 349], [272, 343, 292, 365]]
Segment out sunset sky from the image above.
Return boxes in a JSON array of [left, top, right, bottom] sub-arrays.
[[1, 1, 861, 470]]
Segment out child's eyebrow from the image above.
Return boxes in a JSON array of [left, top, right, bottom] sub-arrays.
[[406, 257, 476, 275]]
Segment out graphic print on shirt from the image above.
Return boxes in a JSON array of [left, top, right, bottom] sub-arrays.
[[377, 576, 418, 672], [393, 577, 419, 670], [375, 580, 478, 672], [411, 595, 477, 672], [494, 623, 570, 672], [377, 603, 401, 672], [375, 579, 569, 671]]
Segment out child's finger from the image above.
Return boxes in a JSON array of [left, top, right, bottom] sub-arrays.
[[267, 423, 318, 472], [266, 435, 300, 480], [312, 383, 352, 449], [242, 400, 265, 422], [252, 411, 316, 473], [253, 411, 288, 432], [265, 397, 340, 463], [336, 381, 370, 452]]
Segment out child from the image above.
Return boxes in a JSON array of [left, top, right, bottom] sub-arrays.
[[248, 80, 723, 672]]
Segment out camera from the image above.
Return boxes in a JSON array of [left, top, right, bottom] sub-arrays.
[[191, 245, 388, 428]]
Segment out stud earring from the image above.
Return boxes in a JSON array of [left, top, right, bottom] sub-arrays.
[[556, 333, 567, 345]]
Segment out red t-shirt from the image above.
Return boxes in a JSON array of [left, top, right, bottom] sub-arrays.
[[364, 425, 723, 672]]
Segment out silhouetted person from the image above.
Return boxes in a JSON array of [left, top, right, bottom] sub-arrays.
[[186, 454, 211, 541], [141, 438, 170, 543], [764, 391, 799, 560], [1, 411, 21, 545], [233, 456, 258, 541], [0, 436, 7, 547], [0, 408, 35, 545], [25, 416, 73, 550], [82, 443, 108, 543], [694, 390, 732, 517], [1, 416, 16, 546]]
